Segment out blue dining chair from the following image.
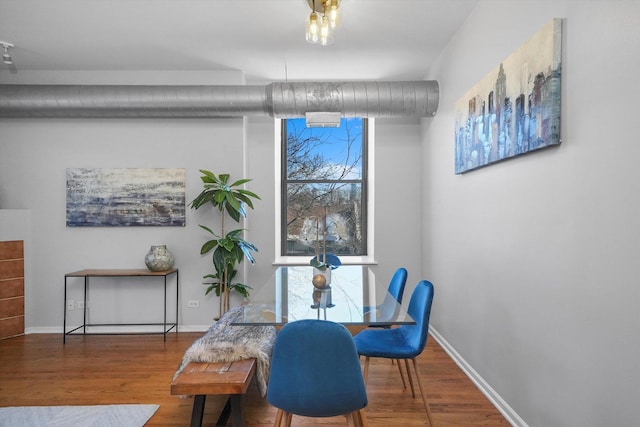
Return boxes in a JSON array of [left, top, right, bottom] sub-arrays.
[[362, 267, 409, 388], [354, 280, 435, 426], [267, 319, 369, 427], [364, 267, 408, 324]]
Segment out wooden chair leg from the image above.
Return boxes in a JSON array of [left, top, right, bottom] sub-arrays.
[[345, 410, 366, 427], [345, 412, 356, 427], [395, 358, 408, 389], [410, 357, 434, 427], [274, 409, 284, 427], [283, 412, 293, 427], [362, 356, 371, 384], [403, 358, 417, 397], [355, 408, 369, 427]]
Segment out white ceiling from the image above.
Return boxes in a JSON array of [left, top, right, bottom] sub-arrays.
[[0, 0, 477, 82]]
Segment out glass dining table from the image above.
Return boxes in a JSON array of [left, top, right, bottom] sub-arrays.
[[232, 265, 415, 328]]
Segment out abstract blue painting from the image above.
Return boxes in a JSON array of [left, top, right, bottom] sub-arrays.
[[66, 168, 186, 227], [454, 18, 562, 174]]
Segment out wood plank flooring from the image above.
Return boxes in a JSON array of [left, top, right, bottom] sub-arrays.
[[0, 332, 509, 426]]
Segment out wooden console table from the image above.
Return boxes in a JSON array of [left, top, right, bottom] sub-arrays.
[[63, 268, 179, 343]]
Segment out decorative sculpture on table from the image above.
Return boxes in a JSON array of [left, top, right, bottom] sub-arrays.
[[312, 273, 327, 289], [309, 208, 341, 314]]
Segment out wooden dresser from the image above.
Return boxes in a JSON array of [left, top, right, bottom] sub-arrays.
[[0, 240, 24, 339]]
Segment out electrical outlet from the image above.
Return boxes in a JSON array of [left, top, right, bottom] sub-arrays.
[[67, 299, 74, 310], [187, 300, 200, 308]]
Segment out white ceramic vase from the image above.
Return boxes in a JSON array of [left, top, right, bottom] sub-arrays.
[[145, 245, 175, 271]]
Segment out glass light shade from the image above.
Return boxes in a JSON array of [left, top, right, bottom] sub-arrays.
[[306, 12, 320, 43], [319, 15, 333, 45], [327, 0, 340, 28]]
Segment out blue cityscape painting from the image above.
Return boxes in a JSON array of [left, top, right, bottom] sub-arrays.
[[454, 18, 562, 174], [66, 168, 186, 227]]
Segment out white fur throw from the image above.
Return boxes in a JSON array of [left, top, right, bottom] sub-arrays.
[[173, 306, 277, 397]]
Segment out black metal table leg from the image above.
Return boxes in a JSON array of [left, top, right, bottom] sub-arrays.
[[175, 270, 179, 334], [216, 398, 231, 426], [214, 395, 243, 427], [83, 276, 87, 334], [229, 394, 244, 426], [63, 278, 67, 343], [191, 394, 206, 427]]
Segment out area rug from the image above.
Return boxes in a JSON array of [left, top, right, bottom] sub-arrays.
[[0, 404, 159, 427], [173, 306, 277, 397]]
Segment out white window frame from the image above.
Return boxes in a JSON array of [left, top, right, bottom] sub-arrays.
[[274, 118, 376, 266]]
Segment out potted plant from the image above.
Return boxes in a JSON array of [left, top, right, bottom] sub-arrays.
[[190, 170, 261, 315]]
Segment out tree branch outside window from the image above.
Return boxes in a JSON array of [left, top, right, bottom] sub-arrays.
[[282, 118, 367, 257]]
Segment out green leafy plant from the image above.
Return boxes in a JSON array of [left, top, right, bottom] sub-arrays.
[[190, 170, 260, 315]]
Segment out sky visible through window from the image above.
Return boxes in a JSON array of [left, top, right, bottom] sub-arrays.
[[286, 118, 363, 180]]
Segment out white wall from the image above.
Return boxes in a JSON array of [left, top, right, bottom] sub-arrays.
[[423, 1, 640, 426], [0, 71, 250, 330], [372, 118, 424, 288], [0, 71, 425, 332], [0, 115, 247, 330]]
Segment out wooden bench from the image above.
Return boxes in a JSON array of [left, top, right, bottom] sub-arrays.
[[171, 358, 257, 427]]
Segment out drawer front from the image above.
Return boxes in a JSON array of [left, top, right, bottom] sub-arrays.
[[0, 316, 24, 340], [0, 297, 24, 318], [0, 278, 24, 299], [0, 240, 23, 260], [0, 240, 24, 340], [0, 260, 24, 280]]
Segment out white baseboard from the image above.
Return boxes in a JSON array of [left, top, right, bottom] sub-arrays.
[[26, 325, 210, 335], [173, 325, 209, 333], [25, 327, 60, 334], [429, 326, 528, 427]]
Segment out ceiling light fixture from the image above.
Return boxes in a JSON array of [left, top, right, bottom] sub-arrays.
[[1, 41, 14, 65], [305, 0, 341, 46]]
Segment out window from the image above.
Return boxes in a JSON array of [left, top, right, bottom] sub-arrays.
[[280, 118, 369, 260]]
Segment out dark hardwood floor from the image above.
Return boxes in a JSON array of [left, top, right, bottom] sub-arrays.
[[0, 332, 509, 426]]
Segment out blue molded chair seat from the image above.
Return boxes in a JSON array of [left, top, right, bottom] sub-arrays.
[[353, 327, 420, 359], [354, 280, 435, 426], [267, 319, 368, 426]]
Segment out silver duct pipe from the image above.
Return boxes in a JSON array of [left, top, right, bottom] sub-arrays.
[[0, 81, 438, 119], [266, 81, 439, 118], [0, 85, 267, 118]]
